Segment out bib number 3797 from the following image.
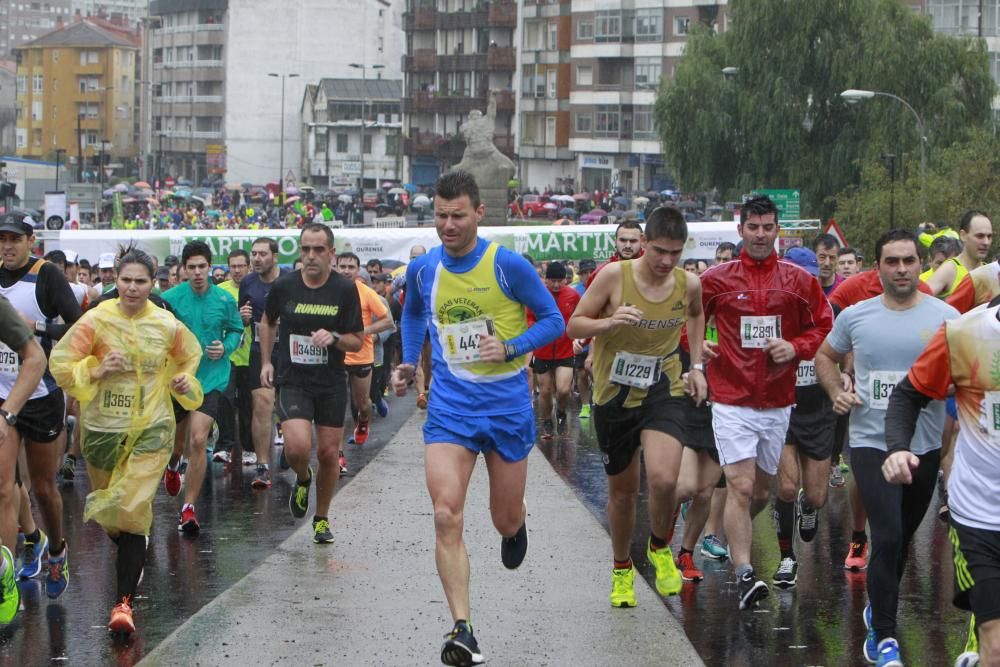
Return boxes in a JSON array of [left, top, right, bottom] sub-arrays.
[[740, 316, 781, 349]]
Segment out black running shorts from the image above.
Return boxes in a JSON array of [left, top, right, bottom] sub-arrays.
[[173, 389, 222, 424], [276, 378, 348, 428], [530, 356, 574, 375], [594, 395, 687, 476], [346, 364, 373, 379], [949, 518, 1000, 625], [17, 391, 65, 443], [785, 400, 837, 461]]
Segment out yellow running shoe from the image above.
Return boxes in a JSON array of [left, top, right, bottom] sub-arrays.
[[0, 545, 19, 624], [610, 566, 637, 608], [647, 540, 682, 596]]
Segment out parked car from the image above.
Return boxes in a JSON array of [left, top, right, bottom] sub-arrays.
[[509, 194, 550, 218]]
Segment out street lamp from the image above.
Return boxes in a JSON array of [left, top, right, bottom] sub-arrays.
[[267, 72, 300, 202], [840, 88, 927, 215], [348, 62, 385, 211], [54, 148, 65, 191]]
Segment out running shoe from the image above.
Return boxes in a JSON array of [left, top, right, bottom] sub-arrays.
[[178, 506, 200, 535], [830, 465, 846, 488], [417, 393, 428, 410], [610, 566, 637, 607], [45, 544, 69, 599], [312, 518, 334, 544], [556, 410, 568, 435], [17, 529, 48, 579], [579, 403, 591, 419], [875, 637, 903, 667], [772, 557, 798, 589], [737, 568, 768, 610], [354, 420, 369, 446], [845, 541, 869, 571], [839, 455, 850, 472], [500, 522, 528, 570], [241, 450, 257, 466], [797, 488, 818, 543], [646, 540, 682, 596], [954, 652, 980, 667], [701, 534, 729, 560], [338, 452, 348, 475], [441, 620, 485, 666], [541, 418, 554, 440], [251, 465, 271, 489], [676, 550, 704, 582], [863, 603, 878, 663], [279, 447, 290, 471], [108, 596, 135, 636], [163, 466, 181, 497], [212, 450, 231, 464], [60, 454, 76, 481], [376, 398, 389, 418], [289, 466, 313, 519], [0, 545, 19, 624]]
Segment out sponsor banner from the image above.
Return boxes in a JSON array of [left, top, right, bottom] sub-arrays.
[[37, 222, 741, 266]]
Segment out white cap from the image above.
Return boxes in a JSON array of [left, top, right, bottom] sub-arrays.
[[63, 249, 79, 264], [98, 252, 116, 269]]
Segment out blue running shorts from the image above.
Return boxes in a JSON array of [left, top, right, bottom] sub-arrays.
[[423, 409, 535, 462]]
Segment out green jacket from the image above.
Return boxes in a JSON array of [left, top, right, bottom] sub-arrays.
[[162, 282, 243, 393], [218, 279, 251, 367]]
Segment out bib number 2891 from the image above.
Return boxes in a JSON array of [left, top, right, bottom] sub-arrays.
[[740, 316, 781, 349]]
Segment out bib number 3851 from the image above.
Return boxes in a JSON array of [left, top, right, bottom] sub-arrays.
[[740, 316, 781, 349], [609, 351, 661, 389]]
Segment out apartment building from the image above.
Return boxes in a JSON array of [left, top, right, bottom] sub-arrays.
[[0, 1, 74, 57]]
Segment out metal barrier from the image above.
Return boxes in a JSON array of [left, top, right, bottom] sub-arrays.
[[374, 216, 406, 228]]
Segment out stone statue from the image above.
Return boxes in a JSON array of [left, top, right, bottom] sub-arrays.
[[450, 91, 515, 226]]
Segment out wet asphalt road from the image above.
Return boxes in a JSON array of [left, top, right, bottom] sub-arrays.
[[4, 398, 971, 666]]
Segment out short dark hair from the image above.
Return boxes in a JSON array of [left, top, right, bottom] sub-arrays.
[[79, 259, 92, 270], [44, 250, 67, 267], [435, 170, 480, 209], [683, 258, 697, 269], [118, 242, 155, 279], [811, 233, 841, 252], [337, 252, 360, 267], [253, 237, 279, 254], [300, 223, 334, 247], [227, 249, 250, 264], [740, 195, 779, 224], [959, 209, 990, 233], [715, 241, 736, 256], [182, 240, 213, 266], [928, 235, 961, 259], [615, 219, 643, 237], [875, 229, 921, 263], [837, 246, 861, 260], [644, 206, 688, 243], [366, 258, 382, 271]]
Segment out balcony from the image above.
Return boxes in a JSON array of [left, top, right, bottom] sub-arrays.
[[155, 95, 223, 104], [437, 53, 486, 71], [438, 9, 486, 30], [402, 90, 435, 113], [154, 59, 224, 70], [486, 46, 516, 70], [414, 48, 436, 69], [488, 0, 517, 28], [495, 89, 515, 112], [156, 23, 225, 35], [404, 6, 435, 30], [403, 131, 465, 160], [159, 130, 223, 139]]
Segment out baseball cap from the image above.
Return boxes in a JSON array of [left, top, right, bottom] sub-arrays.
[[545, 262, 567, 280], [579, 259, 597, 272], [0, 214, 34, 236], [784, 247, 819, 276], [63, 249, 79, 264], [154, 266, 170, 280], [164, 255, 180, 267], [98, 252, 116, 269], [372, 273, 390, 282]]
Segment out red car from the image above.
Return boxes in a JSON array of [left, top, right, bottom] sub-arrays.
[[509, 194, 550, 218]]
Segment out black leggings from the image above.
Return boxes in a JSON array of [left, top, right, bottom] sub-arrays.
[[851, 446, 940, 641]]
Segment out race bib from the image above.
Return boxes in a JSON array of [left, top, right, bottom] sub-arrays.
[[796, 360, 817, 387], [740, 316, 781, 349], [868, 370, 905, 410], [980, 391, 1000, 441], [0, 342, 18, 375], [440, 318, 494, 364], [609, 351, 661, 389], [289, 334, 328, 365], [253, 322, 260, 343], [98, 385, 144, 418]]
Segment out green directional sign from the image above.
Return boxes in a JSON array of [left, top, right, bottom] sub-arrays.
[[752, 189, 801, 220]]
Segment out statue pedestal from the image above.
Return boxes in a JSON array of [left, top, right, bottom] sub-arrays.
[[480, 187, 509, 226]]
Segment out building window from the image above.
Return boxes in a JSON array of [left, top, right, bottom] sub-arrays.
[[85, 132, 97, 146], [547, 22, 558, 50], [78, 76, 99, 92], [15, 75, 26, 94], [77, 102, 98, 118], [52, 48, 59, 62], [32, 74, 43, 92], [385, 133, 397, 156], [575, 112, 592, 133], [674, 16, 690, 36], [363, 134, 372, 155], [33, 128, 42, 146], [31, 101, 41, 120], [635, 9, 662, 42], [576, 65, 592, 86], [634, 108, 654, 135], [15, 129, 25, 148], [595, 105, 620, 136], [635, 58, 662, 89], [336, 133, 348, 153], [595, 11, 622, 42], [577, 19, 594, 40], [79, 49, 99, 65]]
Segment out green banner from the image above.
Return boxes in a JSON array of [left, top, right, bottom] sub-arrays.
[[112, 192, 124, 229], [752, 189, 801, 220]]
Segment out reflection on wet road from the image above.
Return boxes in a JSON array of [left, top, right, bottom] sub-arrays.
[[538, 412, 970, 667]]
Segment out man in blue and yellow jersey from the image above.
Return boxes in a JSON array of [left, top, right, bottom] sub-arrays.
[[567, 206, 708, 609], [926, 211, 991, 300], [391, 171, 563, 667]]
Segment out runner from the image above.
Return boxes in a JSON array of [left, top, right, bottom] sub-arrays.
[[49, 246, 203, 637], [926, 210, 991, 300], [216, 249, 252, 466], [813, 233, 845, 296], [586, 220, 644, 287], [161, 241, 243, 534], [238, 238, 288, 488], [0, 295, 46, 624], [336, 252, 393, 447], [259, 223, 364, 545], [947, 257, 1000, 314], [572, 259, 596, 419], [369, 273, 397, 422], [97, 253, 117, 293], [815, 229, 958, 667], [921, 235, 964, 297], [531, 261, 580, 438], [0, 213, 81, 599], [715, 242, 736, 264], [391, 171, 562, 666], [699, 195, 832, 610], [838, 247, 863, 277], [885, 294, 1000, 667], [567, 206, 707, 606]]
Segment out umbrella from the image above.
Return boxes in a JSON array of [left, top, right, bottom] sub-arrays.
[[382, 181, 394, 189], [103, 188, 116, 197], [676, 201, 699, 209], [299, 185, 315, 192], [240, 182, 254, 189], [388, 187, 407, 195], [113, 183, 128, 192], [543, 202, 558, 210], [133, 181, 151, 189], [572, 193, 591, 201], [558, 194, 576, 203], [660, 189, 677, 197], [206, 209, 222, 217], [559, 207, 576, 216], [286, 186, 300, 195], [338, 194, 353, 203], [413, 195, 431, 207], [634, 196, 649, 205], [176, 177, 193, 186], [402, 183, 418, 193], [190, 196, 207, 205], [285, 196, 301, 204], [613, 196, 629, 206], [554, 217, 574, 225], [159, 191, 176, 198]]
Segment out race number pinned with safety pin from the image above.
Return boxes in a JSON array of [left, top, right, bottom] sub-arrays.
[[796, 360, 817, 387], [440, 318, 495, 364], [0, 342, 18, 375], [980, 391, 1000, 442], [740, 315, 781, 349], [610, 351, 661, 389], [99, 385, 145, 418], [868, 370, 906, 410]]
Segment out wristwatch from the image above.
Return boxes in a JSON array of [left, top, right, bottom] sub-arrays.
[[691, 363, 705, 372], [331, 331, 342, 345], [0, 409, 17, 426], [34, 320, 47, 335]]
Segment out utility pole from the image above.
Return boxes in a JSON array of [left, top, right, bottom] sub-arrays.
[[267, 72, 300, 205], [54, 148, 65, 191], [77, 114, 83, 182]]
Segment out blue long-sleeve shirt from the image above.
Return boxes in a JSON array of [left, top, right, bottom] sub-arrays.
[[402, 237, 563, 416]]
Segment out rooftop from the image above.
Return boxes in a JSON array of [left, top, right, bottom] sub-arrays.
[[20, 20, 138, 50]]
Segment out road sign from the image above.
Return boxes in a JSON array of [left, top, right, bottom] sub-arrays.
[[824, 219, 849, 248], [752, 189, 801, 220]]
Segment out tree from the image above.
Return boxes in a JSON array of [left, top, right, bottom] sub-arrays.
[[654, 0, 995, 219]]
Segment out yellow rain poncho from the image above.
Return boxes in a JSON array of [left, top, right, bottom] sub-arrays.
[[50, 299, 203, 536]]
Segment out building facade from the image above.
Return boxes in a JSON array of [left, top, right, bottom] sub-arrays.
[[301, 78, 403, 191], [0, 1, 74, 57], [0, 60, 16, 154], [73, 0, 150, 25], [401, 0, 518, 187], [14, 20, 138, 180]]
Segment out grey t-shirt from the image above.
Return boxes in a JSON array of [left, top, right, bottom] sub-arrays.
[[827, 294, 959, 453]]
